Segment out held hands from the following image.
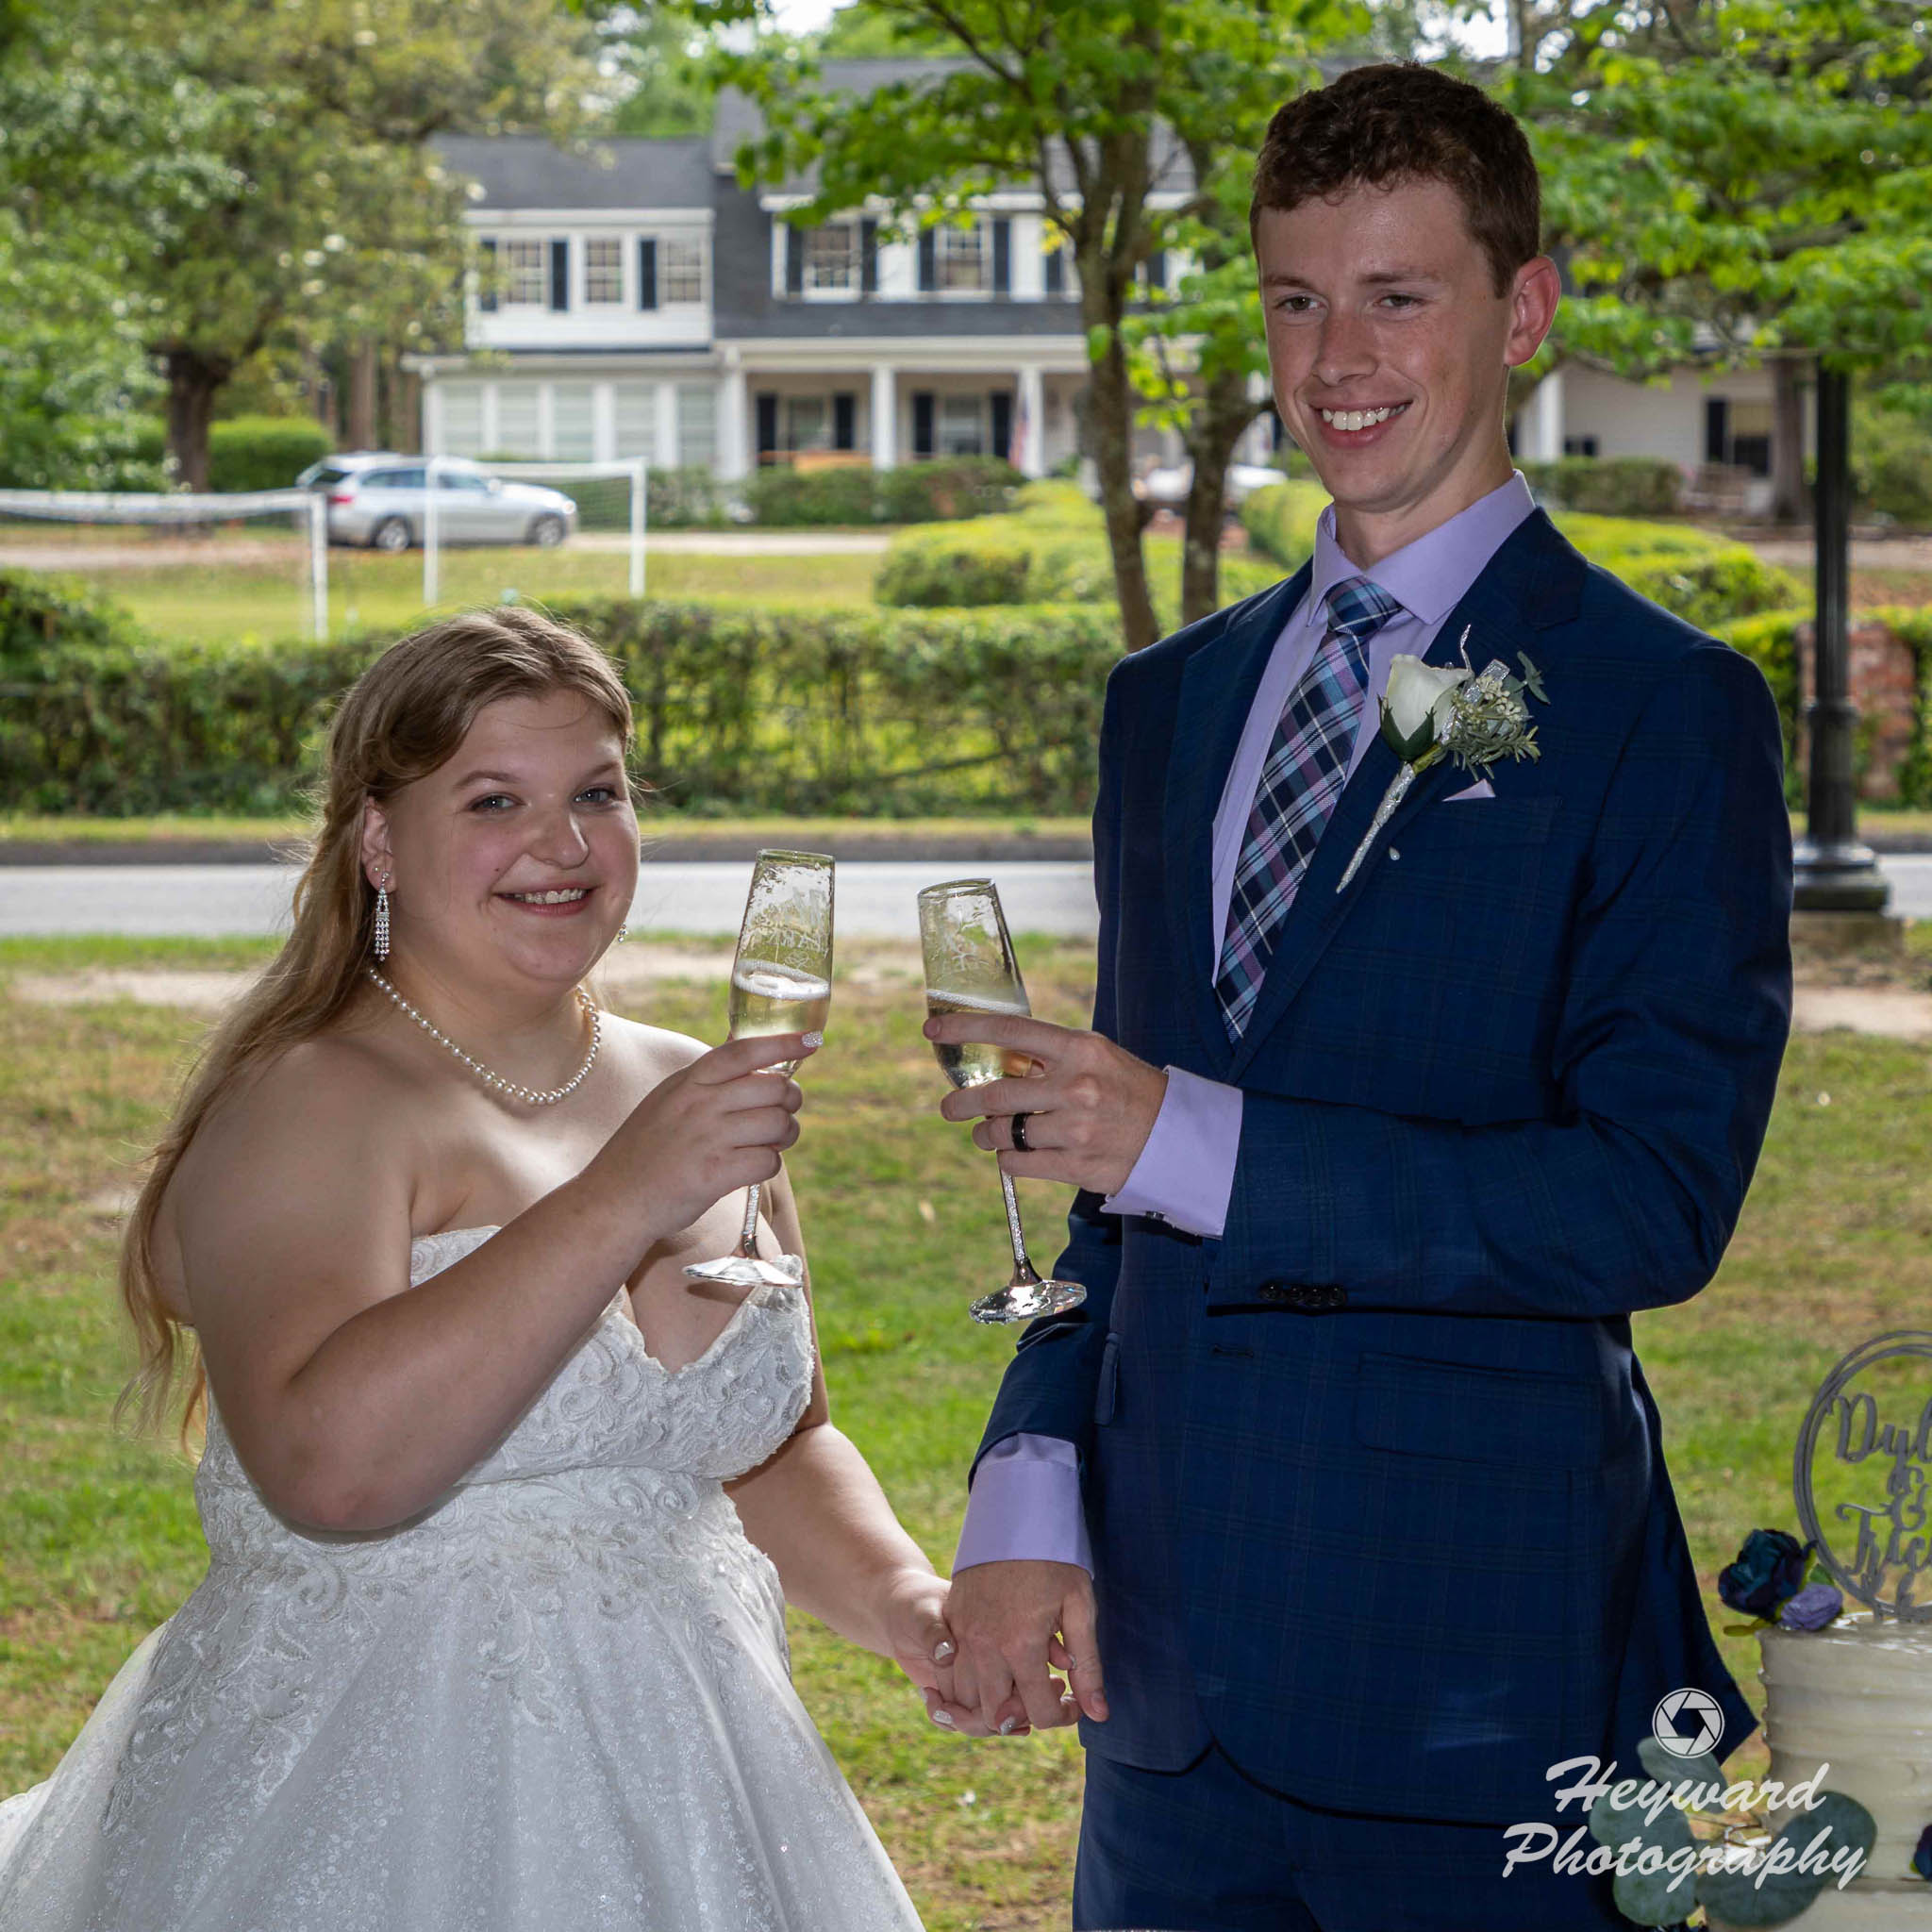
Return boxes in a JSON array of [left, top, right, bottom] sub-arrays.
[[599, 1033, 812, 1242], [923, 1014, 1166, 1198], [922, 1559, 1107, 1738]]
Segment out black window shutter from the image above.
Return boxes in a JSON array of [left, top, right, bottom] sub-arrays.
[[917, 230, 937, 292], [1044, 242, 1063, 297], [991, 218, 1011, 296], [912, 391, 935, 458], [991, 391, 1013, 460], [636, 238, 658, 310], [785, 225, 805, 296], [859, 219, 878, 295], [549, 238, 570, 312], [1704, 396, 1729, 464], [834, 392, 857, 451], [477, 238, 498, 312], [1146, 248, 1168, 291], [756, 392, 779, 457]]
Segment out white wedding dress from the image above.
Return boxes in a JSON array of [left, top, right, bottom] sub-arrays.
[[0, 1226, 924, 1931]]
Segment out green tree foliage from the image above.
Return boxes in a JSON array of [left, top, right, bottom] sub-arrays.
[[706, 0, 1358, 653], [1509, 0, 1932, 514], [0, 0, 607, 490]]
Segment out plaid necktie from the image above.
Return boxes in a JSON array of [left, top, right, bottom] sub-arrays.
[[1213, 575, 1405, 1039]]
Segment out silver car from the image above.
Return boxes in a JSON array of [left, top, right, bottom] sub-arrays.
[[300, 454, 577, 551]]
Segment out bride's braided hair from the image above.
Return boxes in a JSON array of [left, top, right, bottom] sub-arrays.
[[117, 608, 637, 1442]]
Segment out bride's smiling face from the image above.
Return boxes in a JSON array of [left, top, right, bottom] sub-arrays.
[[365, 687, 638, 994]]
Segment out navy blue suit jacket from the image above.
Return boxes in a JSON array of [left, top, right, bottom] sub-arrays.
[[978, 508, 1792, 1824]]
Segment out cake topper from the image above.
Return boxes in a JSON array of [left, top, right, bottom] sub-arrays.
[[1792, 1329, 1932, 1623]]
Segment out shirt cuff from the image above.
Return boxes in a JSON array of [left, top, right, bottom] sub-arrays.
[[1100, 1065, 1242, 1240], [952, 1434, 1092, 1574]]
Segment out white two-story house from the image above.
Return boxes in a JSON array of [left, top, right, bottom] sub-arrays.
[[416, 59, 1224, 483]]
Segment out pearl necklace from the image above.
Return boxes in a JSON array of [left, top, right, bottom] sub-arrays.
[[364, 967, 601, 1106]]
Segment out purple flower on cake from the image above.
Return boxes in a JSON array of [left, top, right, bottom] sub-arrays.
[[1776, 1582, 1844, 1631], [1718, 1528, 1811, 1619], [1913, 1823, 1932, 1883]]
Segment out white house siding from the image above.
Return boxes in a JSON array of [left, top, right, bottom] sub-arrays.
[[1539, 365, 1790, 471]]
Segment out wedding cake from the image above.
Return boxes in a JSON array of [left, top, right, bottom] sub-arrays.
[[1732, 1613, 1932, 1929]]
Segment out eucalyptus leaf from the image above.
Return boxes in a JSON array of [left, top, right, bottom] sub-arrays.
[[1614, 1854, 1699, 1927], [1637, 1737, 1726, 1796], [1589, 1790, 1693, 1856], [1696, 1793, 1877, 1927]]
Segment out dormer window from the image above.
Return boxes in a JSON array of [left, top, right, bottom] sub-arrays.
[[936, 220, 985, 291], [805, 225, 859, 292], [660, 237, 706, 304], [501, 239, 547, 307], [584, 237, 624, 304]]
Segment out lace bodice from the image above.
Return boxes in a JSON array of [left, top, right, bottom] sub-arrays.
[[196, 1224, 815, 1548]]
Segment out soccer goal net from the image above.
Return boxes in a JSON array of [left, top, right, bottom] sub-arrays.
[[419, 456, 649, 608], [0, 487, 329, 641]]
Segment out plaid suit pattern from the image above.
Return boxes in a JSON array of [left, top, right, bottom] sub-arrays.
[[1214, 575, 1403, 1039]]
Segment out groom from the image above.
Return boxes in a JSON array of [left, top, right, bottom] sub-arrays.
[[924, 60, 1792, 1932]]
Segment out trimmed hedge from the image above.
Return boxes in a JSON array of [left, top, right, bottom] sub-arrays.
[[1240, 490, 1804, 633], [741, 458, 1024, 528], [1518, 457, 1683, 517], [128, 413, 335, 492], [878, 482, 1282, 623], [0, 574, 1122, 817]]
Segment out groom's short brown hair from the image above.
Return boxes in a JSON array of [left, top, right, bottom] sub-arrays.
[[1250, 62, 1541, 296]]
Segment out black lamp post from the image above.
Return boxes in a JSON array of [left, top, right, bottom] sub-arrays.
[[1791, 364, 1890, 913]]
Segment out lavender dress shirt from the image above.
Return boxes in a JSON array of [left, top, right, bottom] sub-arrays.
[[952, 475, 1538, 1575]]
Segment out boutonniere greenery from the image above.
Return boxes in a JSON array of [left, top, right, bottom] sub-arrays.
[[1337, 629, 1548, 891]]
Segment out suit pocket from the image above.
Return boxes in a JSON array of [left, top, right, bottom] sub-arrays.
[[1401, 791, 1556, 851], [1355, 1351, 1602, 1469], [1093, 1331, 1121, 1426]]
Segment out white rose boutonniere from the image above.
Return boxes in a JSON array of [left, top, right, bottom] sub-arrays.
[[1336, 629, 1548, 891]]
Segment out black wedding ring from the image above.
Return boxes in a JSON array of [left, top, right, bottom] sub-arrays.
[[1010, 1111, 1033, 1153]]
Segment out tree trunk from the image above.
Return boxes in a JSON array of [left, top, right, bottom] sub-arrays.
[[163, 348, 233, 491], [1179, 365, 1263, 626], [348, 338, 379, 450], [1079, 275, 1159, 654], [1772, 356, 1809, 525]]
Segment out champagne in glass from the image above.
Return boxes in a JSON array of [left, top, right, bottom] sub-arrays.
[[918, 879, 1085, 1325], [685, 850, 834, 1291]]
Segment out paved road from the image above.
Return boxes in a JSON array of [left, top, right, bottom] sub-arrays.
[[0, 860, 1101, 940], [4, 855, 1930, 938]]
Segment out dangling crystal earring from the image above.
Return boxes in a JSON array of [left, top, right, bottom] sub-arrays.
[[374, 872, 391, 961], [616, 923, 629, 943]]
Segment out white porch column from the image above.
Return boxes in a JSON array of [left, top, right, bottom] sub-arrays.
[[656, 382, 680, 470], [718, 354, 749, 482], [1517, 368, 1565, 464], [422, 376, 442, 456], [1016, 363, 1046, 479], [871, 363, 896, 470]]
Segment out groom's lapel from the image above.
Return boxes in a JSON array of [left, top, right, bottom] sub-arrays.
[[1225, 510, 1583, 1082], [1162, 566, 1310, 1078]]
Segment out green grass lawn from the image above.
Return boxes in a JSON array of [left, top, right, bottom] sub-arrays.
[[2, 939, 1929, 1924], [2, 525, 1246, 649]]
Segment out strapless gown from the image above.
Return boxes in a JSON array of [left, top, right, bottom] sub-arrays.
[[0, 1226, 924, 1930]]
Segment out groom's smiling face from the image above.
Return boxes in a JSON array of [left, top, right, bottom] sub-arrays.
[[1255, 175, 1557, 564]]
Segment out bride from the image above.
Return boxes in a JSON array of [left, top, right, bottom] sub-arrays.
[[0, 608, 950, 1930]]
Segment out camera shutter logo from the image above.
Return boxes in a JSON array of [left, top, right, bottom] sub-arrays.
[[1651, 1687, 1724, 1759]]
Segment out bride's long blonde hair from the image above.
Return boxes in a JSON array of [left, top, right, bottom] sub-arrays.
[[118, 608, 636, 1441]]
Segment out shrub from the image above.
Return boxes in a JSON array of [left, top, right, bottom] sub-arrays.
[[0, 575, 1124, 817], [647, 466, 731, 529], [1238, 481, 1329, 567], [874, 458, 1024, 524], [1852, 403, 1932, 528], [1557, 513, 1805, 629], [742, 463, 879, 528], [1518, 457, 1683, 517], [1712, 608, 1807, 800], [207, 415, 334, 493]]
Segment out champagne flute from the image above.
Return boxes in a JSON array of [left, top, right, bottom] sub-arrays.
[[918, 878, 1085, 1325], [684, 849, 834, 1291]]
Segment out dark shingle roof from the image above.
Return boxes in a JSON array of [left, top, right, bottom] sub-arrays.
[[435, 136, 713, 212]]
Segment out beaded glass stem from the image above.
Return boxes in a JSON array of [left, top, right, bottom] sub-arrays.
[[364, 967, 600, 1106]]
